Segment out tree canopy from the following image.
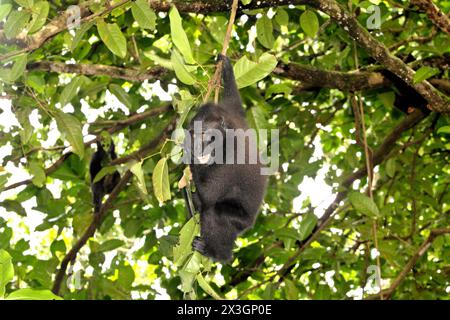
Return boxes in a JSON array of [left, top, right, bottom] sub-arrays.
[[0, 0, 449, 300]]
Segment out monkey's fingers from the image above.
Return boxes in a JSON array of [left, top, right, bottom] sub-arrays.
[[192, 236, 207, 255]]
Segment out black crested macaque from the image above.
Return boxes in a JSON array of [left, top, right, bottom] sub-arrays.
[[187, 54, 267, 262], [381, 70, 431, 115], [90, 138, 120, 213]]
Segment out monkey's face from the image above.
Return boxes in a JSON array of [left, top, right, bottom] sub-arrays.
[[188, 118, 226, 165]]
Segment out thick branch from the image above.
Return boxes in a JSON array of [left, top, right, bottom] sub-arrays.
[[147, 0, 306, 13], [2, 0, 306, 60], [29, 60, 450, 97], [274, 62, 389, 91], [304, 0, 449, 114], [411, 0, 450, 35]]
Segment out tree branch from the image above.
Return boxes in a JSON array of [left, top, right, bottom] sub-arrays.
[[274, 62, 389, 91], [2, 0, 307, 61], [411, 0, 450, 35], [111, 116, 177, 165], [0, 0, 131, 61], [367, 227, 450, 300], [52, 170, 133, 295], [303, 0, 449, 114], [30, 60, 450, 97], [3, 105, 172, 191], [51, 114, 177, 295], [277, 109, 427, 280], [232, 110, 428, 292], [146, 0, 307, 13]]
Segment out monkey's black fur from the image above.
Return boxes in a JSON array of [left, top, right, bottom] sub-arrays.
[[381, 70, 431, 115], [90, 140, 120, 213], [187, 55, 267, 262]]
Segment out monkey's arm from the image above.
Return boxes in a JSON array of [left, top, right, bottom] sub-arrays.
[[218, 54, 244, 115]]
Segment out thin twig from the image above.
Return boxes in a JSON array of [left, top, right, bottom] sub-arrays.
[[367, 227, 450, 299], [203, 0, 239, 103]]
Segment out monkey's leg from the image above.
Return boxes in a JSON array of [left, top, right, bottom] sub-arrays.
[[192, 207, 237, 262], [191, 191, 202, 212], [92, 182, 104, 213], [105, 171, 120, 194]]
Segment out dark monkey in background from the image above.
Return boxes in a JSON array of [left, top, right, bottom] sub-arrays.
[[90, 138, 121, 213], [187, 54, 268, 262]]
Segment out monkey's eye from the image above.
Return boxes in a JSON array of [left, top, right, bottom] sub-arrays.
[[202, 133, 216, 144]]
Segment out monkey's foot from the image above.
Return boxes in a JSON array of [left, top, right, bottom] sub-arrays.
[[192, 236, 207, 255]]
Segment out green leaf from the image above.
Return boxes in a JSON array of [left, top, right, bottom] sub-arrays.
[[109, 84, 132, 108], [0, 200, 26, 216], [247, 105, 267, 140], [14, 0, 34, 8], [73, 211, 93, 235], [179, 270, 196, 293], [298, 213, 318, 241], [93, 166, 117, 183], [98, 239, 125, 252], [143, 51, 173, 69], [256, 15, 275, 49], [152, 157, 171, 203], [173, 215, 200, 266], [183, 251, 202, 274], [71, 20, 95, 52], [6, 288, 62, 300], [131, 0, 156, 30], [28, 1, 49, 34], [300, 10, 319, 38], [130, 161, 148, 195], [0, 249, 14, 298], [275, 8, 289, 26], [413, 66, 439, 84], [4, 10, 30, 39], [171, 49, 196, 85], [59, 76, 84, 107], [385, 158, 396, 178], [0, 4, 13, 21], [208, 16, 227, 44], [437, 126, 450, 135], [117, 264, 135, 289], [0, 173, 11, 192], [348, 192, 380, 218], [8, 54, 28, 82], [377, 91, 395, 109], [265, 83, 292, 98], [54, 111, 84, 159], [275, 228, 300, 240], [196, 274, 223, 300], [234, 53, 278, 88], [169, 6, 195, 64], [29, 162, 46, 187], [97, 20, 127, 58], [284, 278, 299, 300]]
